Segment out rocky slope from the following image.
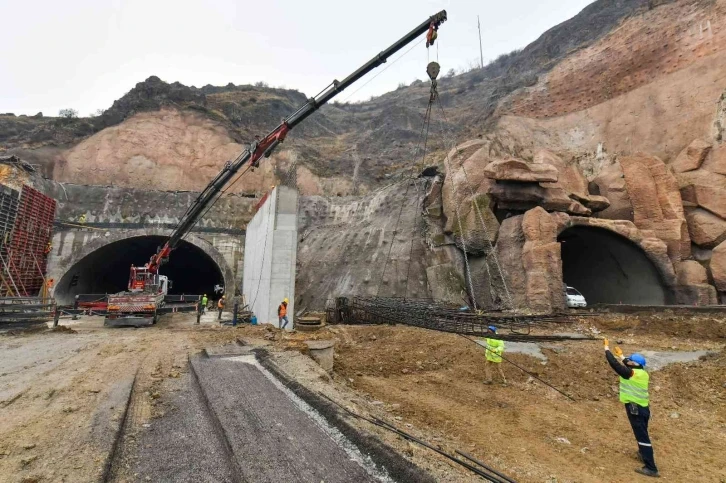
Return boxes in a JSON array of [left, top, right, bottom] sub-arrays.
[[0, 0, 678, 195]]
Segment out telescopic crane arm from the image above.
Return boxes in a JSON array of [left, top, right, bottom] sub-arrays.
[[135, 10, 447, 287]]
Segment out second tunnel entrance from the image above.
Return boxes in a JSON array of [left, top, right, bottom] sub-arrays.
[[558, 226, 669, 305]]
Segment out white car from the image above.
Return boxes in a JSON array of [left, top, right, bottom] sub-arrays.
[[565, 286, 587, 308]]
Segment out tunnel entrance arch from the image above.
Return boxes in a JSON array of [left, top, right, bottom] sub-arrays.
[[558, 226, 668, 305], [53, 234, 229, 305]]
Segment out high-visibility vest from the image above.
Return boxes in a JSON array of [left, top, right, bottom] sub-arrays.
[[218, 299, 225, 309], [620, 368, 649, 407], [279, 303, 287, 317], [201, 296, 208, 306], [485, 338, 504, 363]]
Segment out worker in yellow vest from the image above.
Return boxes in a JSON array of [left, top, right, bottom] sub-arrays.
[[201, 294, 208, 314], [604, 338, 659, 477], [483, 325, 506, 385]]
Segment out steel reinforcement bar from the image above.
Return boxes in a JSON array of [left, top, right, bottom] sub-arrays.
[[327, 296, 595, 340]]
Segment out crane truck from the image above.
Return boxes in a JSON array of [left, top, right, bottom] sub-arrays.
[[101, 10, 447, 326]]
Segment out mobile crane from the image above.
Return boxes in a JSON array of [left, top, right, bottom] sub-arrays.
[[103, 10, 447, 326]]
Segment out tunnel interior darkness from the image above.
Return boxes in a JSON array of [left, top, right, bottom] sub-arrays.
[[558, 226, 668, 305], [55, 236, 224, 304]]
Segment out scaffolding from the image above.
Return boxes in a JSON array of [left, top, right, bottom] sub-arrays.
[[0, 185, 56, 298]]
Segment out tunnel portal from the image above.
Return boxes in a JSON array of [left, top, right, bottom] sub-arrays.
[[55, 235, 224, 304], [558, 226, 668, 305]]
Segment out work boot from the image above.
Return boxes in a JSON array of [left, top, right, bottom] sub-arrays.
[[635, 467, 659, 477]]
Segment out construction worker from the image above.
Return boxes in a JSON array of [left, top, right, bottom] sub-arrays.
[[201, 294, 208, 314], [483, 325, 506, 385], [278, 297, 289, 329], [217, 295, 225, 321], [604, 339, 659, 477]]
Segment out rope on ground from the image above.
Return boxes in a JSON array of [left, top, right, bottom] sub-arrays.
[[458, 333, 576, 402], [319, 392, 517, 483]]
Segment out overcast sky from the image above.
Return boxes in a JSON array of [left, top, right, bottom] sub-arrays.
[[1, 0, 594, 117]]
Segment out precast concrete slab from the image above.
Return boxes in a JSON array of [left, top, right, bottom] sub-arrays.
[[243, 186, 297, 330]]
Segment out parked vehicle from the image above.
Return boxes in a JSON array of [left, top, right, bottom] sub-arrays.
[[565, 286, 587, 308]]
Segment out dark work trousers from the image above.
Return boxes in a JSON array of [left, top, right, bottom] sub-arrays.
[[625, 403, 657, 472], [218, 308, 223, 321]]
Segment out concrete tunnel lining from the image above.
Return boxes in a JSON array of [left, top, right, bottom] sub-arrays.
[[558, 226, 668, 305], [53, 233, 231, 305]]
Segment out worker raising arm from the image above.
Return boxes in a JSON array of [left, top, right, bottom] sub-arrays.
[[604, 339, 659, 478]]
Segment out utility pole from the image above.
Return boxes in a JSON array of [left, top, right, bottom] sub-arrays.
[[477, 15, 484, 68]]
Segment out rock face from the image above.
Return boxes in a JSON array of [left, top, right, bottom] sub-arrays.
[[55, 108, 277, 193], [441, 141, 500, 255], [593, 161, 633, 221], [620, 154, 689, 261]]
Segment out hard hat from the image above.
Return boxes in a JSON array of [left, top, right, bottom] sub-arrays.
[[487, 325, 497, 333], [203, 294, 207, 296], [283, 298, 289, 303], [629, 353, 646, 367]]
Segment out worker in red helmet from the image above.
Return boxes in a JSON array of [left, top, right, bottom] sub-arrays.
[[604, 339, 658, 478]]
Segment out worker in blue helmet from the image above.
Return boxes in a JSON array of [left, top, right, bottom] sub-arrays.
[[604, 338, 658, 477], [483, 326, 506, 385]]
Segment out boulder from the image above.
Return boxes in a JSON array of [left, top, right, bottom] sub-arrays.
[[686, 209, 726, 248], [676, 260, 709, 286], [571, 193, 611, 212], [671, 139, 712, 173], [483, 158, 558, 183], [711, 241, 726, 292], [592, 161, 633, 220], [678, 170, 726, 219]]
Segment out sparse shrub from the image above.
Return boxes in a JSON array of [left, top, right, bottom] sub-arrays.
[[254, 81, 269, 88], [58, 108, 78, 119]]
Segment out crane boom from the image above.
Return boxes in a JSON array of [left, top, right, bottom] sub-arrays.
[[130, 10, 447, 292]]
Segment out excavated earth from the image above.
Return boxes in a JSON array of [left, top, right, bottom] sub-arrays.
[[1, 313, 724, 483]]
